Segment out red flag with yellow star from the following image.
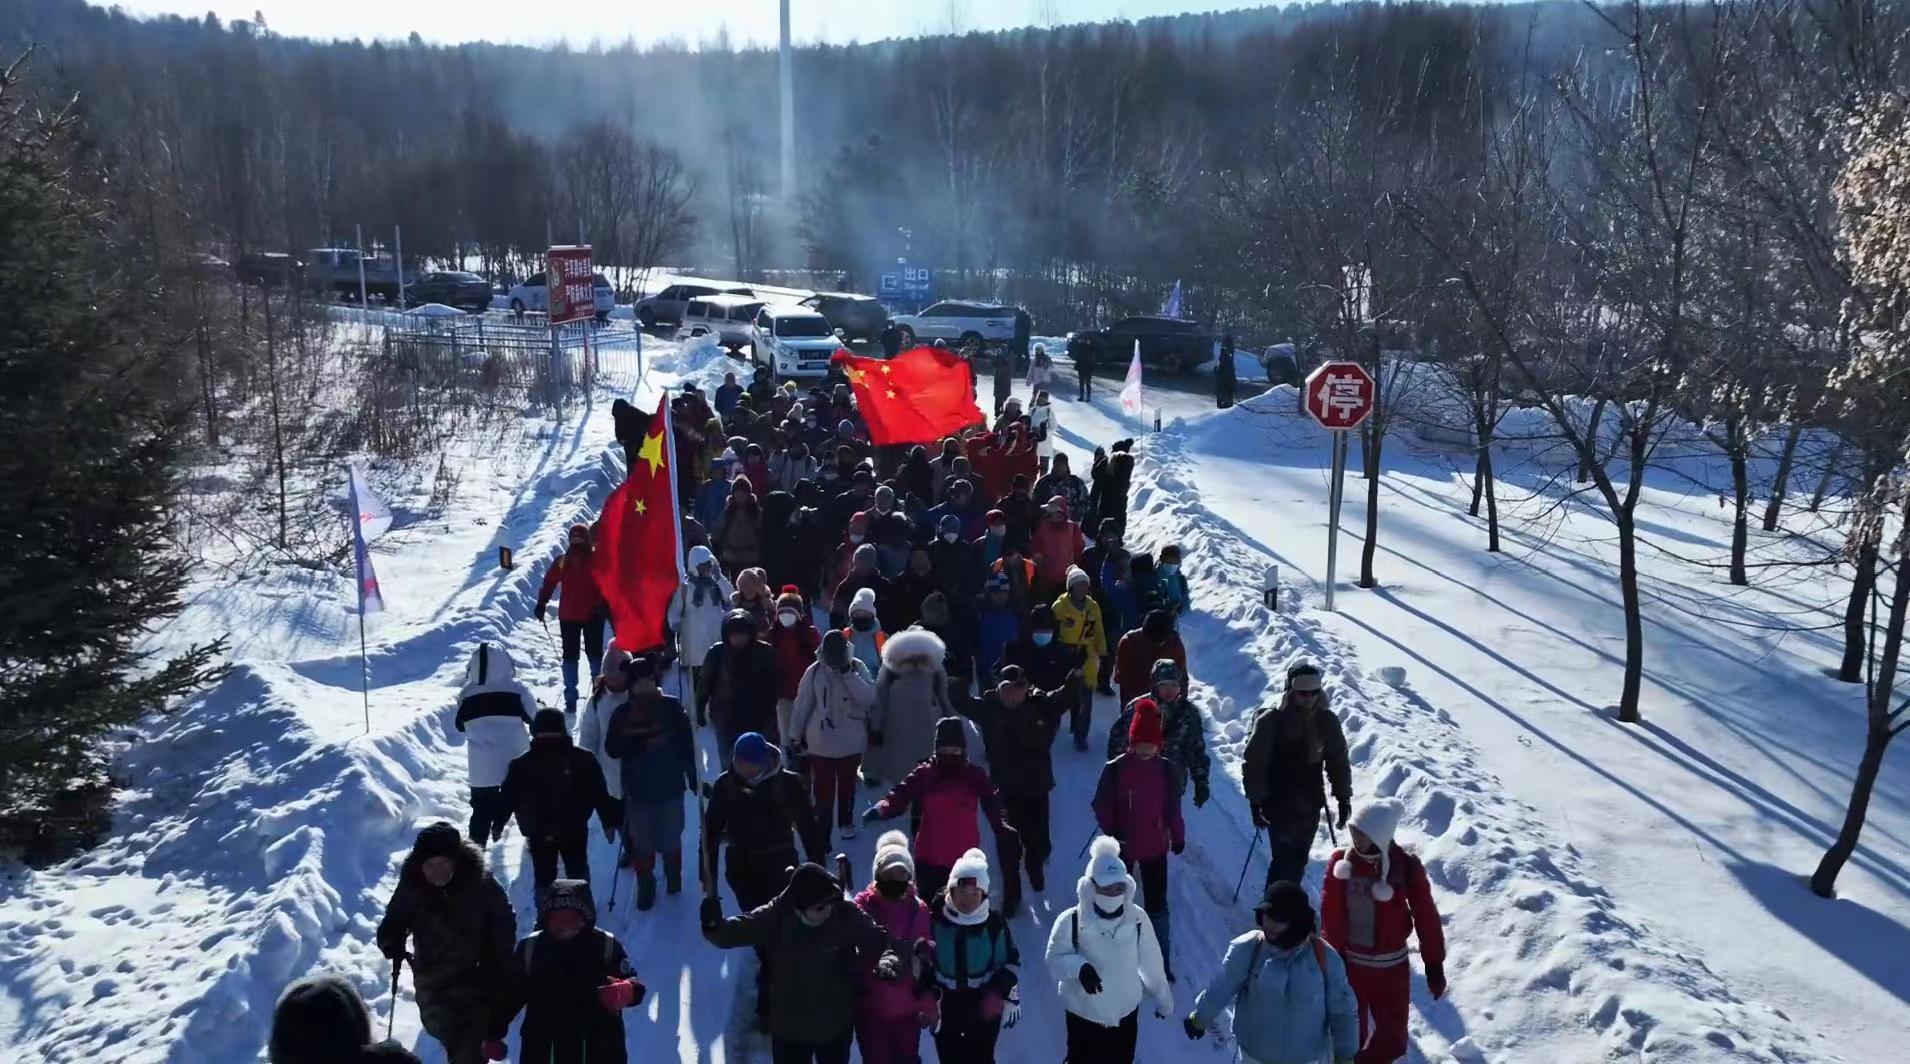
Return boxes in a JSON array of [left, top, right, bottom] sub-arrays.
[[591, 395, 682, 652], [833, 346, 985, 446]]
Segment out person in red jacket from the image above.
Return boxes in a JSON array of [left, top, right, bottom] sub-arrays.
[[1028, 496, 1085, 602], [1320, 798, 1448, 1064], [862, 717, 1021, 900], [536, 524, 606, 715], [1091, 698, 1187, 982], [1114, 610, 1187, 708], [768, 586, 822, 743]]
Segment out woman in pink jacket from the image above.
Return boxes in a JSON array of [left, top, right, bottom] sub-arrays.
[[853, 831, 937, 1064]]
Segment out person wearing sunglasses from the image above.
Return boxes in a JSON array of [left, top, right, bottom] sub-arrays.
[[1242, 662, 1353, 895]]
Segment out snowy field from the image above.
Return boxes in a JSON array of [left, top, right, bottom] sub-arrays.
[[0, 334, 1900, 1061]]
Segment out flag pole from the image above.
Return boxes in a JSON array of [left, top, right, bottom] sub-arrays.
[[359, 601, 371, 734], [347, 466, 373, 734]]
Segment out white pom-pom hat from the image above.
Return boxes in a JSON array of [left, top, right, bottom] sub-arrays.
[[872, 830, 914, 881], [951, 847, 991, 894], [1086, 835, 1126, 887], [1332, 799, 1405, 901]]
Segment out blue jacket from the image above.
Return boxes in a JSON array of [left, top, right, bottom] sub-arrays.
[[1101, 561, 1141, 637], [1191, 931, 1358, 1064], [695, 478, 732, 533], [922, 500, 987, 542], [973, 603, 1021, 684], [1158, 567, 1191, 618], [603, 694, 698, 804]]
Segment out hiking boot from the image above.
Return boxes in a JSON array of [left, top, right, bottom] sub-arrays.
[[663, 857, 683, 895], [839, 824, 858, 841], [1028, 865, 1046, 893], [636, 875, 657, 911], [1073, 735, 1089, 753]]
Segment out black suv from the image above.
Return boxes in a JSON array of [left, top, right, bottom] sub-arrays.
[[800, 293, 889, 342], [404, 271, 493, 312]]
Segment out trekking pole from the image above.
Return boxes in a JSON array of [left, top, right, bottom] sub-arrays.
[[384, 953, 405, 1041], [1231, 828, 1263, 905], [608, 845, 623, 914]]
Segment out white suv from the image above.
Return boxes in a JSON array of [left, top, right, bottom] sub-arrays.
[[891, 300, 1020, 347], [507, 271, 615, 322], [677, 294, 764, 351], [753, 305, 840, 379]]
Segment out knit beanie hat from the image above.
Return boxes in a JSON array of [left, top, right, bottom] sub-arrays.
[[820, 629, 850, 669], [1128, 698, 1164, 747], [776, 585, 805, 613], [872, 830, 915, 881], [922, 592, 951, 628], [934, 716, 968, 750], [1334, 798, 1405, 901], [1086, 836, 1126, 887], [1065, 564, 1090, 589], [733, 731, 773, 767], [786, 862, 841, 908], [413, 821, 463, 861], [950, 847, 991, 894], [849, 586, 879, 619], [1151, 658, 1180, 685], [1256, 879, 1313, 923], [532, 708, 569, 737], [1289, 662, 1324, 693], [601, 645, 633, 678], [538, 878, 597, 924]]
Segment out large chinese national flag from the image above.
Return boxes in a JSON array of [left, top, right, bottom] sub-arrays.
[[835, 346, 984, 446], [591, 396, 682, 652]]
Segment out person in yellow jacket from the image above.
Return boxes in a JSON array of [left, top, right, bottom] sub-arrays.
[[1052, 565, 1109, 752]]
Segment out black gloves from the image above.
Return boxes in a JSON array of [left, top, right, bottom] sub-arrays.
[[1079, 963, 1102, 995], [699, 897, 723, 929], [1251, 803, 1270, 829], [1193, 780, 1210, 808], [1184, 1016, 1204, 1040], [1336, 800, 1352, 830]]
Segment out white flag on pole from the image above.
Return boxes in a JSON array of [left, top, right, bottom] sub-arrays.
[[1120, 339, 1144, 416], [346, 465, 391, 614]]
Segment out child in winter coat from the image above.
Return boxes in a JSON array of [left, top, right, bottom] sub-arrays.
[[1185, 880, 1360, 1064], [603, 657, 698, 911], [1044, 836, 1173, 1063], [1092, 699, 1188, 981], [1052, 567, 1109, 750], [500, 710, 622, 890], [485, 880, 644, 1064], [862, 717, 1019, 900], [1108, 660, 1213, 811], [452, 643, 535, 846], [788, 631, 876, 842], [1321, 799, 1448, 1064], [768, 586, 822, 742], [854, 833, 937, 1064], [1157, 543, 1192, 621], [535, 524, 607, 714], [731, 566, 777, 633], [669, 544, 735, 703], [928, 847, 1021, 1063], [843, 587, 888, 679]]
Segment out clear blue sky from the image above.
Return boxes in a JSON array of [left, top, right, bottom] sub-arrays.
[[110, 0, 1275, 48]]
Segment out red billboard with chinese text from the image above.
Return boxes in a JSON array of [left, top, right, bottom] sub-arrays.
[[546, 245, 594, 325]]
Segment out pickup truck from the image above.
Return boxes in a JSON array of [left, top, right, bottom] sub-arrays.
[[1065, 315, 1219, 374], [305, 247, 405, 302]]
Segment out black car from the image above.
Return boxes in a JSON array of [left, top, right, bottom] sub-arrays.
[[1066, 315, 1219, 374], [404, 271, 493, 312], [800, 293, 889, 343]]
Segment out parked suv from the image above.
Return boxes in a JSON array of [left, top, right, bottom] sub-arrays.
[[678, 294, 765, 351], [800, 293, 889, 343], [636, 282, 754, 327], [890, 300, 1023, 348], [753, 305, 841, 379], [507, 272, 615, 322], [1066, 315, 1218, 374], [404, 271, 493, 313]]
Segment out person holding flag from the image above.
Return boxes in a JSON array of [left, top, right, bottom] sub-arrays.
[[590, 394, 685, 659], [832, 347, 984, 453], [536, 524, 607, 715]]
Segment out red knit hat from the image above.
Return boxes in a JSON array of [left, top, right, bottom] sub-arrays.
[[1128, 698, 1164, 747], [776, 585, 805, 612]]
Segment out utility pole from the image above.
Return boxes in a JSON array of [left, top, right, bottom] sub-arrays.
[[779, 0, 796, 199]]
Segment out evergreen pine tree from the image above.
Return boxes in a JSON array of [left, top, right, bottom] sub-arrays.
[[0, 52, 226, 864]]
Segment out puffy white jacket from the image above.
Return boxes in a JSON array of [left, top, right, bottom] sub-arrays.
[[578, 686, 628, 800], [788, 657, 876, 760], [1030, 403, 1056, 458], [1045, 870, 1173, 1026], [671, 544, 735, 667], [451, 642, 535, 789]]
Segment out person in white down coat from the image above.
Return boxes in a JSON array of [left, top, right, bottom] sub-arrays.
[[670, 544, 734, 702], [785, 630, 876, 840], [1045, 835, 1173, 1063], [452, 641, 535, 846], [577, 646, 631, 804]]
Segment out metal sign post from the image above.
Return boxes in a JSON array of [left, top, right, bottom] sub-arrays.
[[1303, 361, 1377, 613]]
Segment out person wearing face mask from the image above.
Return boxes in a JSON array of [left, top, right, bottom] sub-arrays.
[[702, 861, 901, 1064], [1243, 663, 1353, 893], [669, 545, 735, 707], [968, 665, 1069, 914], [927, 514, 982, 606], [1108, 658, 1211, 815], [889, 546, 943, 634], [852, 832, 936, 1064], [1155, 543, 1191, 621], [1092, 699, 1187, 982], [830, 540, 891, 630], [789, 631, 876, 843], [841, 587, 888, 679], [923, 478, 987, 542], [862, 717, 1019, 900], [767, 586, 823, 748], [483, 879, 644, 1064], [376, 823, 516, 1064], [1052, 566, 1109, 751], [865, 629, 959, 788], [1001, 603, 1083, 696], [1185, 881, 1360, 1064], [1044, 836, 1173, 1062], [603, 656, 698, 910], [972, 509, 1011, 568], [535, 524, 607, 715], [927, 848, 1021, 1063], [699, 610, 782, 765], [864, 485, 915, 579], [1321, 800, 1447, 1064]]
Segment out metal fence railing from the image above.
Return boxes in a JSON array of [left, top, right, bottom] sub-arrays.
[[366, 313, 645, 418]]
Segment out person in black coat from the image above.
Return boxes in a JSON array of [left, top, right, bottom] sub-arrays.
[[1074, 344, 1097, 401], [760, 488, 801, 594], [486, 880, 644, 1064], [968, 665, 1070, 912], [270, 974, 424, 1064], [1217, 334, 1237, 409], [999, 603, 1085, 695], [375, 823, 516, 1064], [880, 321, 905, 358], [500, 710, 621, 889], [993, 347, 1015, 415], [698, 609, 784, 765]]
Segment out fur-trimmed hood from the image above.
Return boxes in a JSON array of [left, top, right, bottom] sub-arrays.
[[397, 831, 487, 892], [881, 627, 947, 675]]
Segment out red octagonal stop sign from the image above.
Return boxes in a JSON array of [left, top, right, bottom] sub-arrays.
[[1303, 361, 1376, 430]]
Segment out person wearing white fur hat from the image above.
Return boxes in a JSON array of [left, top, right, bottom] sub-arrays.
[[1044, 836, 1172, 1062], [927, 847, 1021, 1062], [1320, 798, 1447, 1064]]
